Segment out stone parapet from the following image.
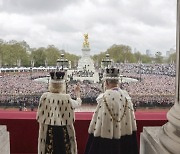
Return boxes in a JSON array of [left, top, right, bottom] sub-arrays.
[[140, 127, 169, 154], [0, 125, 10, 154]]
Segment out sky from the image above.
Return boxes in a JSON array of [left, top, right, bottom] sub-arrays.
[[0, 0, 177, 56]]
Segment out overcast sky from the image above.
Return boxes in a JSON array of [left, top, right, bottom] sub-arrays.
[[0, 0, 177, 56]]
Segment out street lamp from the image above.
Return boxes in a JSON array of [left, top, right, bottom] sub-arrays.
[[56, 54, 70, 94], [120, 75, 123, 89], [151, 60, 155, 74], [138, 59, 142, 82], [47, 75, 50, 89], [99, 54, 113, 82], [45, 59, 48, 68], [30, 59, 34, 80], [56, 54, 69, 71], [30, 67, 32, 79], [101, 54, 112, 68]]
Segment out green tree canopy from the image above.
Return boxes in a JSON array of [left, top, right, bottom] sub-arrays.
[[45, 45, 61, 66], [167, 52, 176, 64], [154, 51, 163, 64], [31, 47, 46, 67], [93, 44, 153, 64], [0, 40, 29, 67], [0, 39, 171, 67]]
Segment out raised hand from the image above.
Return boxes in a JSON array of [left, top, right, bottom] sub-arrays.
[[74, 83, 81, 98]]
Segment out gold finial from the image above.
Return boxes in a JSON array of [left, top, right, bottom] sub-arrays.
[[83, 33, 89, 48]]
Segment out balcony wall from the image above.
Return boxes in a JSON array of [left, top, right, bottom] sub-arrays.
[[0, 111, 167, 154]]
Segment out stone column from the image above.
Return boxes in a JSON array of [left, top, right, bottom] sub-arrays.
[[140, 1, 180, 153], [159, 0, 180, 153], [0, 125, 10, 154], [176, 0, 180, 106]]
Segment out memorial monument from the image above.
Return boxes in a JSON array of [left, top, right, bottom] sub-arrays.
[[77, 33, 95, 72], [140, 1, 180, 153], [71, 34, 99, 83]]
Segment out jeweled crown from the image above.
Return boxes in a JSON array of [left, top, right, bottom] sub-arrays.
[[104, 67, 120, 78], [50, 71, 65, 80]]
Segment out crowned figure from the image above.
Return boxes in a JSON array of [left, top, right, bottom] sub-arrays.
[[85, 66, 138, 154], [83, 33, 89, 48], [36, 71, 81, 154]]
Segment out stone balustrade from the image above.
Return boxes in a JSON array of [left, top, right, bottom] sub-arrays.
[[0, 125, 10, 154]]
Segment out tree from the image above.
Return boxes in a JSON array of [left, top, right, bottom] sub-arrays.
[[134, 52, 152, 63], [0, 40, 30, 67], [0, 39, 5, 66], [155, 51, 163, 63], [31, 47, 46, 67], [19, 40, 31, 52], [167, 52, 176, 64], [93, 44, 136, 63], [11, 42, 29, 67], [45, 45, 61, 66], [141, 54, 152, 63], [93, 52, 107, 66], [63, 52, 80, 68]]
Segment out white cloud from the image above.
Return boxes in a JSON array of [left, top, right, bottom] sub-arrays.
[[0, 0, 177, 55], [0, 0, 81, 14]]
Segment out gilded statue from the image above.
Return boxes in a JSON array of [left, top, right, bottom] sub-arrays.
[[83, 33, 89, 48]]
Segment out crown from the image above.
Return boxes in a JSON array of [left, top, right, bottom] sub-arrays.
[[50, 71, 65, 80], [103, 67, 120, 79]]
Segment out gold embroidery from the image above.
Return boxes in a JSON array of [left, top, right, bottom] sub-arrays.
[[45, 127, 53, 153], [62, 127, 71, 154], [103, 95, 127, 123]]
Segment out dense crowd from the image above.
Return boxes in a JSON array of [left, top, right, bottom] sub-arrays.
[[0, 63, 176, 108], [69, 70, 95, 78], [67, 80, 102, 104], [118, 63, 176, 76]]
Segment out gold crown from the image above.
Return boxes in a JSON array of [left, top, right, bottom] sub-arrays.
[[104, 67, 120, 79], [50, 71, 65, 80]]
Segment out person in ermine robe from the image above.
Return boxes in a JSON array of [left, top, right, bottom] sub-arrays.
[[85, 67, 139, 154], [37, 71, 81, 154]]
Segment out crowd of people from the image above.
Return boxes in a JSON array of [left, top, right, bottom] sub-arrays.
[[0, 63, 176, 109], [69, 70, 95, 78], [67, 80, 102, 104], [118, 63, 176, 76], [0, 72, 47, 108]]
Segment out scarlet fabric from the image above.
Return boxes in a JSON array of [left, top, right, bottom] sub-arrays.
[[0, 111, 167, 154]]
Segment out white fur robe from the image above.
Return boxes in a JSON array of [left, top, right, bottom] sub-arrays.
[[36, 92, 81, 154], [88, 88, 137, 139]]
